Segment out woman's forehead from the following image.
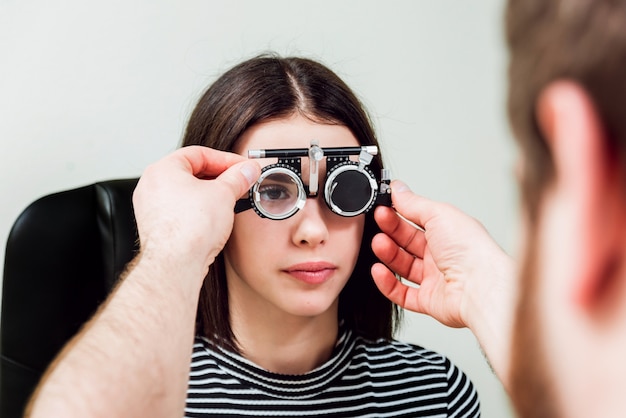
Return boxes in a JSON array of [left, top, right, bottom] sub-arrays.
[[234, 115, 359, 156]]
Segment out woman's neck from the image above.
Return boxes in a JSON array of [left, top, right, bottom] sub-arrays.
[[230, 306, 339, 375]]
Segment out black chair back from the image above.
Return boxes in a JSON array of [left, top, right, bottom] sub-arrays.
[[1, 179, 139, 417]]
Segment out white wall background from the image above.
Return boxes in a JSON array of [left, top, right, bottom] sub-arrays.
[[0, 1, 518, 416]]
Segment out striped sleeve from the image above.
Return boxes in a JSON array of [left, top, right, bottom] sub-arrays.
[[446, 358, 481, 417]]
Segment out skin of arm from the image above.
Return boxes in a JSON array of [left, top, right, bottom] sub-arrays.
[[25, 146, 260, 418], [370, 180, 516, 390]]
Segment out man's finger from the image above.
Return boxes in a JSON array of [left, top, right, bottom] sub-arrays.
[[215, 160, 261, 202], [174, 146, 249, 178], [371, 263, 425, 313], [374, 206, 427, 259], [390, 181, 444, 230], [371, 233, 425, 281]]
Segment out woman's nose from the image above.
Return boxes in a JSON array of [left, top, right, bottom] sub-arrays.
[[291, 197, 329, 247]]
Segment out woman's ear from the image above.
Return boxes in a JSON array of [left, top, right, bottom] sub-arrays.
[[535, 80, 626, 314]]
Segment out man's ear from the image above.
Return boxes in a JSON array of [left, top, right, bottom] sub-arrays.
[[536, 80, 625, 313]]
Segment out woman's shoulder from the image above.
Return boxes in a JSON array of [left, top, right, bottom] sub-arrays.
[[353, 335, 450, 368], [352, 335, 480, 416]]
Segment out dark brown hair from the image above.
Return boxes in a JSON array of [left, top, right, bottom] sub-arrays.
[[181, 54, 401, 351]]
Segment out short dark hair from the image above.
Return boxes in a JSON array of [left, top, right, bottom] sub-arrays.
[[506, 0, 626, 221], [181, 54, 401, 352], [507, 2, 626, 414]]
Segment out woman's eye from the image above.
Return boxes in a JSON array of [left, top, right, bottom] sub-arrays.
[[259, 184, 290, 201]]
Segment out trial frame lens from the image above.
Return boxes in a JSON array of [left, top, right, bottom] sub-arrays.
[[252, 166, 306, 219]]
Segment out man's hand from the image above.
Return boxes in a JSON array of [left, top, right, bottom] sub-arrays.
[[133, 145, 261, 279], [371, 180, 516, 384], [26, 146, 261, 418]]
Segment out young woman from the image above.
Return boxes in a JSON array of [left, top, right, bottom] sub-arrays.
[[180, 55, 481, 417]]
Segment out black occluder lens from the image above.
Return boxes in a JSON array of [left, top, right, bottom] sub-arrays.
[[330, 171, 371, 212]]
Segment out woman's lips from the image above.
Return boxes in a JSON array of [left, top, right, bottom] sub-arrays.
[[283, 262, 337, 284]]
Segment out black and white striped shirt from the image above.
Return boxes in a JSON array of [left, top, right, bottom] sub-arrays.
[[186, 328, 480, 417]]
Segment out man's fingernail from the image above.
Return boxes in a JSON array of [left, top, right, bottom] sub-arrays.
[[393, 181, 411, 193], [240, 162, 259, 186]]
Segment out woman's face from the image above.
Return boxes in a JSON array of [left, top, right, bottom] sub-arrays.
[[224, 114, 365, 322]]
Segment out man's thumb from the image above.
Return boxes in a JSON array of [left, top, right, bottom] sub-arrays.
[[218, 160, 261, 199]]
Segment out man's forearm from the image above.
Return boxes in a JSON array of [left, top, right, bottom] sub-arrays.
[[26, 252, 205, 418], [466, 250, 517, 392]]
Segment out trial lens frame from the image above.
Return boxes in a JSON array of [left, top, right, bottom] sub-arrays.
[[234, 140, 392, 220]]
